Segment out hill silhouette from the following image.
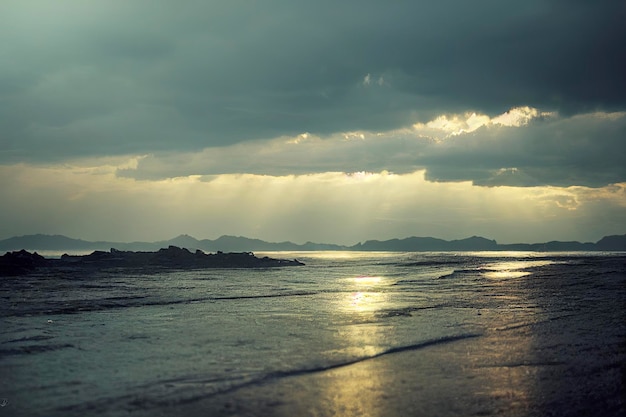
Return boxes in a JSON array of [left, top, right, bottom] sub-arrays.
[[1, 233, 625, 253]]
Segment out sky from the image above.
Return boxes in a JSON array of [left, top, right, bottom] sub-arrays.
[[1, 0, 625, 245]]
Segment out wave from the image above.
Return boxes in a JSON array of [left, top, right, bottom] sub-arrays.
[[57, 333, 482, 414], [375, 304, 449, 318], [255, 333, 482, 380], [170, 333, 483, 406], [1, 291, 320, 318], [437, 268, 481, 279], [402, 259, 470, 268], [0, 343, 75, 356]]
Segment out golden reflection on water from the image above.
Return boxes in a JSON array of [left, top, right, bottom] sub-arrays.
[[482, 260, 554, 279], [353, 275, 384, 285], [469, 261, 545, 413], [314, 269, 544, 415], [317, 275, 392, 417], [346, 276, 388, 314], [348, 276, 386, 315], [483, 270, 531, 279]]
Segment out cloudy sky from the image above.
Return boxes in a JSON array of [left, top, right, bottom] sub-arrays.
[[1, 0, 625, 245]]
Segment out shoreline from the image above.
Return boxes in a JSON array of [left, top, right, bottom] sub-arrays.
[[2, 254, 624, 417], [126, 307, 624, 417], [126, 263, 626, 417]]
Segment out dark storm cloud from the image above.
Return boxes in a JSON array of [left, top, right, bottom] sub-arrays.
[[422, 113, 626, 187], [1, 0, 624, 162]]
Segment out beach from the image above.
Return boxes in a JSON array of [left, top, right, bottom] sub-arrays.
[[135, 260, 625, 417], [1, 252, 624, 416]]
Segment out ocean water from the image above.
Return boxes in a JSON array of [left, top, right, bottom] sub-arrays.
[[1, 251, 624, 416]]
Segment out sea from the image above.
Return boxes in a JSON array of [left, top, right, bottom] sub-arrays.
[[1, 251, 624, 416]]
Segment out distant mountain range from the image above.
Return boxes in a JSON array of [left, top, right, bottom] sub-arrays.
[[1, 233, 625, 253], [0, 234, 345, 253]]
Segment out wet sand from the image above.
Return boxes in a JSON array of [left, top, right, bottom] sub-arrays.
[[135, 264, 625, 417], [137, 315, 623, 417]]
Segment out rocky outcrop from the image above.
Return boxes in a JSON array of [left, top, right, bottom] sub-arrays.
[[0, 246, 304, 276], [0, 250, 47, 276]]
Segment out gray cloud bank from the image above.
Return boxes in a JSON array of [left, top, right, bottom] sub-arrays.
[[119, 111, 626, 188], [1, 1, 625, 163]]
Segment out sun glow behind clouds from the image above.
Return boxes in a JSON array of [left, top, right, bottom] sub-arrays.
[[113, 109, 625, 190], [1, 160, 625, 244], [1, 108, 625, 244], [412, 106, 555, 139]]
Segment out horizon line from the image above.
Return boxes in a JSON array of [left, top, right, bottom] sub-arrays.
[[1, 232, 624, 247]]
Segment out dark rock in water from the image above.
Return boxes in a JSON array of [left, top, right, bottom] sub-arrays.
[[1, 246, 304, 276], [0, 249, 47, 276]]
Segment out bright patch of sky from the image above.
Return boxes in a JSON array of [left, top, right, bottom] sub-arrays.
[[412, 107, 554, 139], [1, 108, 624, 244], [2, 161, 624, 245]]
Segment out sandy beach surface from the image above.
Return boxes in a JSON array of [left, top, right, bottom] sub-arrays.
[[135, 315, 624, 417], [131, 261, 625, 417]]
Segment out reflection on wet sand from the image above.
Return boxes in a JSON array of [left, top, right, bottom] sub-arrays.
[[464, 328, 536, 415], [325, 270, 541, 416], [316, 276, 392, 417], [313, 359, 389, 417], [128, 258, 624, 417], [470, 261, 541, 413]]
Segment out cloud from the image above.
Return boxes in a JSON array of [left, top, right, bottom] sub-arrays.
[[1, 1, 624, 162], [117, 109, 626, 188], [412, 106, 553, 139], [422, 110, 626, 187]]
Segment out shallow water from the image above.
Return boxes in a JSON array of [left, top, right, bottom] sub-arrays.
[[1, 251, 624, 416]]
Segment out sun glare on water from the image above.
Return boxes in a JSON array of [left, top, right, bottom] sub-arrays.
[[482, 260, 554, 279], [353, 276, 384, 285], [483, 270, 532, 279], [345, 276, 388, 314]]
